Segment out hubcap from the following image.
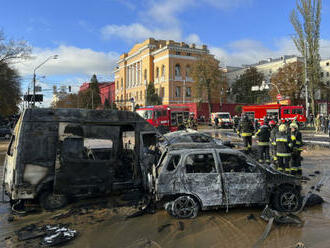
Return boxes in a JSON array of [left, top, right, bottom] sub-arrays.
[[280, 192, 298, 211], [48, 194, 65, 208], [173, 196, 197, 218]]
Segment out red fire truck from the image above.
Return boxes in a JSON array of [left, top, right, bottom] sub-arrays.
[[136, 105, 190, 132], [242, 104, 306, 126]]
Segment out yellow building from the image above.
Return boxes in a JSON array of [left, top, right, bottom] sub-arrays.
[[114, 38, 211, 110]]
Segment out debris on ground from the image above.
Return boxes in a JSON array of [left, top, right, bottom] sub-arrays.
[[17, 224, 45, 241], [16, 223, 77, 246], [296, 242, 305, 248], [158, 223, 172, 233], [314, 170, 320, 174], [304, 193, 324, 207], [40, 224, 77, 247], [260, 206, 303, 226], [247, 214, 256, 221], [7, 215, 14, 222]]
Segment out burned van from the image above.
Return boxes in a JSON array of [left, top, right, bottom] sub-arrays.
[[3, 108, 157, 210]]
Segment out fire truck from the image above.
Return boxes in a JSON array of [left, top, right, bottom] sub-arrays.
[[136, 105, 190, 132], [242, 104, 306, 126]]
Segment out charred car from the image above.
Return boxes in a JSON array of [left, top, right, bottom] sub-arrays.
[[158, 130, 234, 153], [149, 143, 302, 218], [3, 108, 157, 210]]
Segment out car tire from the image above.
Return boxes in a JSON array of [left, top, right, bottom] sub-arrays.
[[171, 195, 199, 219], [272, 186, 302, 212], [39, 191, 68, 210]]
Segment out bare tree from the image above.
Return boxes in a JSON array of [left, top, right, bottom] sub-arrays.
[[290, 0, 322, 116], [191, 54, 226, 114], [0, 30, 31, 63], [270, 61, 305, 105]]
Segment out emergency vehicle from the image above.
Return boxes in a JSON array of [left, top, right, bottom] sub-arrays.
[[136, 105, 190, 132], [242, 104, 306, 126]]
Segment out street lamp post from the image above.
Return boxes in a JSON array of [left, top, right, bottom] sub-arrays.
[[32, 55, 58, 107]]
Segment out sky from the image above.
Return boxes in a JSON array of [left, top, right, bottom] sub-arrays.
[[1, 0, 330, 106]]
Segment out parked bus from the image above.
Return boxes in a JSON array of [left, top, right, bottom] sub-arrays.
[[242, 104, 306, 126], [136, 105, 190, 133]]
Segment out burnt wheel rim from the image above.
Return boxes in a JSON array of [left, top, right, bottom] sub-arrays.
[[280, 192, 299, 211], [173, 196, 196, 218]]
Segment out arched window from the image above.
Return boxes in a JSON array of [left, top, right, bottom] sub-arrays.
[[156, 67, 159, 78], [140, 91, 142, 100], [161, 65, 165, 76], [121, 78, 123, 88], [175, 64, 181, 77], [186, 65, 191, 77]]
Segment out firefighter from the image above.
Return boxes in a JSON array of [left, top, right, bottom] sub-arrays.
[[290, 123, 303, 176], [238, 115, 254, 153], [269, 120, 278, 163], [233, 115, 240, 133], [256, 121, 271, 164], [275, 124, 293, 173]]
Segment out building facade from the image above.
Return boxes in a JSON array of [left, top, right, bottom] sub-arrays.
[[79, 81, 115, 106], [114, 38, 212, 110]]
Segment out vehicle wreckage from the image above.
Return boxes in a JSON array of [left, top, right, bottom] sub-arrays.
[[3, 108, 158, 210], [149, 143, 303, 218]]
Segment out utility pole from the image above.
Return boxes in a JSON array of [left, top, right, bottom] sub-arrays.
[[304, 41, 309, 117]]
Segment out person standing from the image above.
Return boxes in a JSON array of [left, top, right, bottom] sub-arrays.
[[269, 120, 278, 163], [290, 123, 303, 176], [214, 116, 219, 129], [275, 124, 292, 173], [238, 115, 254, 153], [256, 121, 271, 164]]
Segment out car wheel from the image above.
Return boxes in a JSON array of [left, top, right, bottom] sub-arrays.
[[39, 191, 68, 210], [172, 195, 199, 218], [272, 186, 302, 212]]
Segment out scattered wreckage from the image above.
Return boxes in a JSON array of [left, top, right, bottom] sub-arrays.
[[149, 143, 302, 218], [3, 108, 158, 210]]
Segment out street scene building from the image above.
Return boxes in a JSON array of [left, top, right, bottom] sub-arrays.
[[114, 38, 213, 110]]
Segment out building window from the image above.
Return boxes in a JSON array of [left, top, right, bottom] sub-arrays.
[[140, 91, 142, 100], [321, 72, 324, 77], [186, 65, 191, 77], [327, 62, 329, 66], [160, 87, 165, 97], [156, 67, 159, 78], [327, 72, 330, 77], [175, 64, 181, 77], [161, 65, 165, 76], [187, 53, 191, 56], [176, 51, 181, 55], [144, 69, 147, 80], [121, 78, 123, 88], [186, 87, 191, 97], [175, 86, 181, 97]]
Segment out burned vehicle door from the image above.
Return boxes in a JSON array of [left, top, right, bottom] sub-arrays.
[[183, 151, 222, 207], [54, 123, 121, 197], [155, 152, 183, 196], [219, 152, 266, 205]]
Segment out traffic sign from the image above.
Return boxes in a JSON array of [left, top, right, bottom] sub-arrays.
[[276, 94, 282, 100]]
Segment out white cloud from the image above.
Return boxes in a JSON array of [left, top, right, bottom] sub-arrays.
[[185, 33, 202, 44], [15, 45, 119, 77], [203, 0, 253, 9], [101, 23, 182, 42]]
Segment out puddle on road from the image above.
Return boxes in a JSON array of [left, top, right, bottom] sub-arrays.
[[0, 140, 330, 248]]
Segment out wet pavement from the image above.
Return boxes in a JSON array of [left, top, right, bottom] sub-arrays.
[[0, 135, 330, 248]]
